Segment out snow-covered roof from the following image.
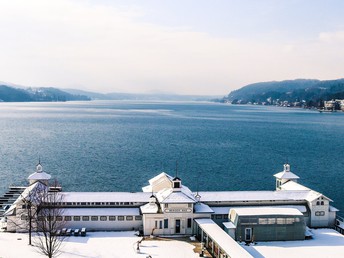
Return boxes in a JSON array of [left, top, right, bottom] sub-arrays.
[[156, 187, 196, 204], [281, 181, 333, 202], [198, 190, 309, 202], [27, 163, 51, 182], [194, 218, 253, 258], [273, 164, 299, 180], [274, 171, 299, 180], [194, 203, 213, 213], [63, 207, 140, 216], [4, 182, 48, 216], [59, 192, 150, 203], [211, 206, 230, 214], [223, 221, 236, 229], [142, 172, 173, 192], [330, 206, 339, 212], [27, 171, 51, 181], [212, 205, 307, 214], [140, 202, 159, 214], [231, 207, 303, 216], [149, 172, 173, 185]]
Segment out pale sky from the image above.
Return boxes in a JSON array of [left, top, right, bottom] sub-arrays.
[[0, 0, 344, 95]]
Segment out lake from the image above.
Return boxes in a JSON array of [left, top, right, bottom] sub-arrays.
[[0, 101, 343, 214]]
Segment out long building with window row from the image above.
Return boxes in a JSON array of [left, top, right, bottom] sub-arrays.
[[1, 162, 339, 242]]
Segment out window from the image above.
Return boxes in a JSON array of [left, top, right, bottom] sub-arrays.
[[295, 217, 301, 222], [164, 219, 168, 229], [224, 214, 228, 219], [315, 211, 325, 216], [82, 216, 89, 221], [321, 201, 324, 205], [215, 215, 222, 219], [126, 216, 133, 221], [65, 216, 72, 221], [316, 201, 320, 205], [155, 220, 158, 228], [187, 218, 192, 228], [56, 216, 63, 221], [259, 218, 268, 224], [174, 182, 180, 188], [109, 216, 116, 221], [286, 218, 294, 224], [73, 216, 81, 221], [188, 203, 192, 208], [135, 216, 142, 221], [277, 218, 285, 224], [91, 216, 98, 221], [21, 214, 28, 220], [268, 218, 276, 224], [118, 216, 124, 221], [38, 216, 45, 221], [159, 220, 162, 229], [100, 216, 107, 221]]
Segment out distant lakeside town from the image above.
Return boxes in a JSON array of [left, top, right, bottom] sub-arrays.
[[223, 98, 344, 112], [219, 78, 344, 112]]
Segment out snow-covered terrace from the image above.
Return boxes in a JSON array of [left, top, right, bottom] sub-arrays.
[[58, 192, 151, 203], [198, 190, 312, 202]]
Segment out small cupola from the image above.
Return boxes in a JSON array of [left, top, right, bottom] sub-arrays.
[[172, 177, 181, 191], [149, 193, 157, 204], [195, 192, 201, 203], [27, 161, 52, 186], [273, 163, 300, 190]]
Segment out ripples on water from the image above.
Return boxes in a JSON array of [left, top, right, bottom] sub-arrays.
[[0, 101, 343, 214]]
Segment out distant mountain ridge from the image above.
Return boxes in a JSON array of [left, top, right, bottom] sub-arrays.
[[62, 89, 221, 101], [0, 85, 90, 102], [0, 83, 220, 102], [224, 78, 344, 107]]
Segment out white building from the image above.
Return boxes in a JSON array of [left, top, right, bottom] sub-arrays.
[[2, 162, 339, 237]]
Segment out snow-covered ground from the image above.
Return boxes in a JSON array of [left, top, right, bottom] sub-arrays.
[[243, 228, 344, 258], [0, 231, 199, 258], [1, 229, 343, 258]]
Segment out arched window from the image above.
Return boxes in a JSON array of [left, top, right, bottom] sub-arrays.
[[316, 201, 320, 205], [321, 201, 324, 205]]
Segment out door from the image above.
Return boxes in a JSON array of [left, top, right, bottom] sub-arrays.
[[245, 228, 252, 241], [175, 219, 181, 234]]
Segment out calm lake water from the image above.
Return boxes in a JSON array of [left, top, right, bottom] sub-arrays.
[[0, 101, 343, 214]]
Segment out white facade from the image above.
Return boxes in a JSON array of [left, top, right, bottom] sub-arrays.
[[2, 163, 338, 235]]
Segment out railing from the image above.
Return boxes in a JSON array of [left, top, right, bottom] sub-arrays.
[[335, 216, 344, 235]]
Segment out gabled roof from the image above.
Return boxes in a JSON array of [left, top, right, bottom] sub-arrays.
[[14, 181, 48, 204], [142, 172, 173, 192], [273, 164, 299, 180], [140, 202, 159, 214], [281, 181, 333, 202], [156, 187, 196, 204], [27, 171, 51, 181], [194, 203, 213, 213], [274, 171, 300, 180], [4, 181, 48, 216]]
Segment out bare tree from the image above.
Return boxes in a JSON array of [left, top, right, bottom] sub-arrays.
[[6, 181, 47, 245], [33, 183, 66, 258]]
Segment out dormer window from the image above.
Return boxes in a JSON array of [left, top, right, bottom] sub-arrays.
[[172, 177, 181, 190], [174, 181, 181, 188]]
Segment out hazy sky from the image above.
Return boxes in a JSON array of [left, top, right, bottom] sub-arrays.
[[0, 0, 344, 95]]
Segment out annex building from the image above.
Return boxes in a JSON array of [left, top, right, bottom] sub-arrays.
[[0, 163, 340, 257]]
